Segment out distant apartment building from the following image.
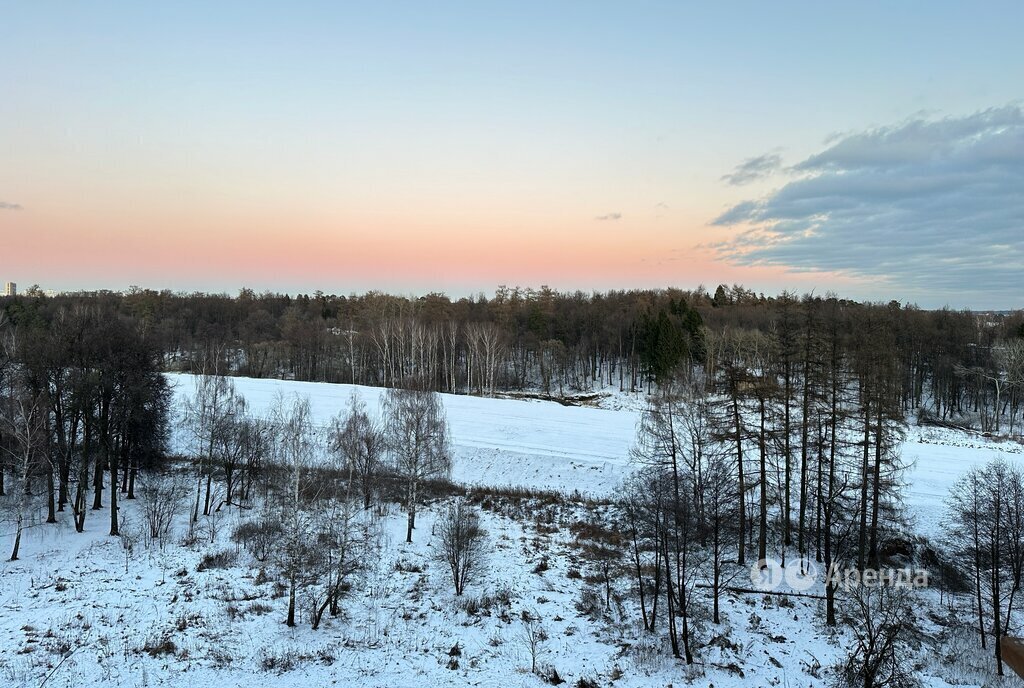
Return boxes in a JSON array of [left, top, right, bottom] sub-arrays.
[[2, 282, 15, 297]]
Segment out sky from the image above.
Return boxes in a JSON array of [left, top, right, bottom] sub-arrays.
[[1, 2, 1022, 308]]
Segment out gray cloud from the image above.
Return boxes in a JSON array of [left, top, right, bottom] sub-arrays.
[[721, 153, 783, 186], [712, 105, 1024, 305], [596, 212, 622, 221], [0, 201, 22, 210]]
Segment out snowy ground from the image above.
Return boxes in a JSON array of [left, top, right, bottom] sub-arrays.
[[2, 375, 1022, 688], [0, 492, 1007, 688], [168, 374, 1024, 532], [903, 424, 1023, 536], [166, 374, 641, 497]]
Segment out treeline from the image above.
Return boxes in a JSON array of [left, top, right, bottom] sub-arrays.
[[2, 285, 1022, 431]]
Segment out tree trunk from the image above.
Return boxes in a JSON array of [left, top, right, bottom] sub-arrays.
[[758, 395, 768, 564], [109, 449, 119, 536], [857, 399, 870, 571], [868, 402, 883, 568], [406, 478, 417, 543], [287, 572, 297, 627], [732, 381, 746, 566], [10, 514, 22, 561]]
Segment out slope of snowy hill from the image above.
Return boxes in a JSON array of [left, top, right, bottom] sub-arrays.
[[0, 374, 1020, 688], [166, 373, 641, 497], [167, 374, 1024, 532]]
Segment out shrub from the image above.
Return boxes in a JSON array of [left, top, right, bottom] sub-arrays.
[[436, 499, 488, 596], [231, 518, 284, 562], [569, 521, 621, 545], [458, 586, 513, 616], [575, 587, 602, 618], [197, 549, 237, 571], [538, 664, 565, 685], [143, 635, 177, 657], [247, 602, 273, 616], [393, 557, 424, 573]]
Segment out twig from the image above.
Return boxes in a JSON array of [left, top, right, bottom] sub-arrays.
[[38, 644, 83, 688]]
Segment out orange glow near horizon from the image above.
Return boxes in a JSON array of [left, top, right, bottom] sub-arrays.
[[2, 195, 859, 297]]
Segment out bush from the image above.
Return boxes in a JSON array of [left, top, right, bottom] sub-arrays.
[[458, 586, 513, 616], [538, 664, 565, 685], [197, 549, 237, 571], [259, 645, 335, 673], [436, 499, 488, 596], [393, 557, 424, 573], [143, 635, 177, 657], [232, 518, 284, 562], [569, 521, 621, 545], [247, 602, 273, 616], [575, 587, 603, 618]]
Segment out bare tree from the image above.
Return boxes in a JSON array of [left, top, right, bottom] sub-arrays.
[[308, 495, 371, 629], [234, 414, 271, 506], [996, 339, 1024, 435], [183, 373, 239, 537], [332, 390, 385, 510], [435, 499, 487, 595], [466, 321, 506, 396], [138, 472, 185, 547], [947, 458, 1024, 676], [630, 383, 697, 663], [703, 448, 739, 624], [272, 394, 317, 627], [0, 388, 47, 561], [836, 585, 920, 688], [383, 388, 452, 543], [0, 311, 9, 498], [518, 611, 548, 675], [213, 395, 251, 509], [621, 471, 664, 634]]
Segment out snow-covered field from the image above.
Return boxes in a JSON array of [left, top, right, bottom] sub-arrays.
[[166, 373, 641, 497], [2, 374, 1022, 688], [904, 425, 1023, 536], [168, 374, 1024, 531]]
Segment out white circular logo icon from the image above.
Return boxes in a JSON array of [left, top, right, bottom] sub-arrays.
[[750, 558, 784, 591], [784, 557, 818, 591]]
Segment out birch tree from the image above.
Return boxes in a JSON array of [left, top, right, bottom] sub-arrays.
[[383, 388, 451, 543], [332, 390, 385, 510]]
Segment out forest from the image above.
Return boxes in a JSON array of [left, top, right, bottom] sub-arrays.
[[3, 284, 1022, 423]]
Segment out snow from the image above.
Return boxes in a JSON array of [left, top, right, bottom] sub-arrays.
[[902, 424, 1024, 536], [165, 374, 641, 497], [0, 494, 855, 688], [168, 374, 1024, 529], [2, 374, 1021, 687]]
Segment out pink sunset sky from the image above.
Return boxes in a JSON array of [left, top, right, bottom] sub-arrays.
[[2, 3, 1021, 307]]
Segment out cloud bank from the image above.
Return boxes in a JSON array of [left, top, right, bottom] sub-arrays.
[[596, 212, 622, 221], [721, 153, 782, 186], [0, 201, 22, 211], [712, 106, 1024, 305]]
